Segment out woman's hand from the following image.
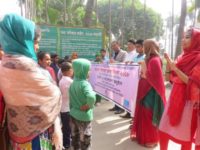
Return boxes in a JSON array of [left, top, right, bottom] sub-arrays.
[[139, 61, 147, 78], [164, 53, 189, 84], [164, 53, 177, 71]]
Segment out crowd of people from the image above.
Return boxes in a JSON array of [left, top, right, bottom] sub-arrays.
[[0, 13, 200, 150]]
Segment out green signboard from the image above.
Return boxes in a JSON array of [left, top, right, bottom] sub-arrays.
[[39, 26, 59, 54], [39, 25, 103, 60]]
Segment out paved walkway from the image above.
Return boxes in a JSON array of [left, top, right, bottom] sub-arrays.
[[92, 99, 195, 150]]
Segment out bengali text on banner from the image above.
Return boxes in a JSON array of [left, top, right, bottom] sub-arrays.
[[89, 63, 140, 116]]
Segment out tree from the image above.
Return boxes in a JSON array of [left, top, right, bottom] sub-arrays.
[[45, 0, 49, 23], [175, 0, 187, 58], [84, 0, 96, 27], [18, 0, 35, 19], [188, 0, 200, 25], [97, 0, 163, 46], [19, 0, 24, 16]]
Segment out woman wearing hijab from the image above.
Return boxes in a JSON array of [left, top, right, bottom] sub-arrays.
[[159, 28, 200, 150], [130, 39, 166, 148], [0, 14, 62, 150]]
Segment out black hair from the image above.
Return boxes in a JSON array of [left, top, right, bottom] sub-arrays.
[[135, 39, 144, 46], [34, 26, 41, 41], [128, 39, 136, 45], [100, 49, 106, 52], [64, 55, 70, 61], [51, 53, 58, 59], [61, 62, 72, 73], [37, 51, 49, 60], [58, 58, 65, 65]]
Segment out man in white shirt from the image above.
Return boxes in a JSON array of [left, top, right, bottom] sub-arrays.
[[125, 39, 138, 63], [120, 39, 137, 118]]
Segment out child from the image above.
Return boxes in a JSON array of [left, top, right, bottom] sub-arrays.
[[37, 51, 55, 82], [59, 62, 73, 149], [69, 58, 96, 150]]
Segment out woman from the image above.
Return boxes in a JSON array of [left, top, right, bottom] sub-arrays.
[[159, 28, 200, 150], [0, 14, 62, 149], [130, 39, 166, 148]]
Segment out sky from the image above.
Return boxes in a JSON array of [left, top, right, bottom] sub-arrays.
[[0, 0, 20, 20], [141, 0, 182, 19], [0, 0, 182, 20]]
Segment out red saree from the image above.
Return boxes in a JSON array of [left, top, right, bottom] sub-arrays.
[[159, 28, 200, 149], [131, 55, 166, 145], [167, 28, 200, 126]]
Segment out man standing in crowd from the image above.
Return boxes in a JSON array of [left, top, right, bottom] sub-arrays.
[[50, 53, 59, 76], [100, 49, 109, 63], [109, 41, 127, 114], [110, 41, 127, 63], [134, 39, 145, 63], [124, 39, 138, 63], [120, 39, 138, 118]]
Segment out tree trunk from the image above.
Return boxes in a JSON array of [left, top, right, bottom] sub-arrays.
[[193, 0, 197, 25], [45, 0, 49, 23], [84, 0, 95, 27], [121, 0, 125, 47], [132, 0, 134, 18], [143, 0, 146, 39], [24, 0, 27, 18], [109, 0, 112, 57], [171, 0, 174, 58], [28, 0, 34, 20], [175, 0, 187, 58], [64, 0, 66, 25], [19, 0, 24, 17], [95, 0, 98, 26]]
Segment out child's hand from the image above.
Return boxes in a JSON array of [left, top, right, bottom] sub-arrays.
[[80, 104, 90, 111]]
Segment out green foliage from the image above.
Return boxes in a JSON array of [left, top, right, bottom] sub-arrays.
[[34, 0, 163, 47], [48, 7, 60, 25], [188, 0, 200, 12], [97, 0, 163, 44], [35, 0, 44, 10], [188, 4, 195, 13]]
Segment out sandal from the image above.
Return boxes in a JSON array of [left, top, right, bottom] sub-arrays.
[[144, 143, 158, 148], [130, 135, 137, 141]]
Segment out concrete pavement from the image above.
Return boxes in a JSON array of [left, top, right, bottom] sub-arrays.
[[92, 85, 195, 150], [92, 100, 184, 150]]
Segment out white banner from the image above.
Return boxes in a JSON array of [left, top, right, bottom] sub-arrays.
[[89, 63, 140, 116]]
